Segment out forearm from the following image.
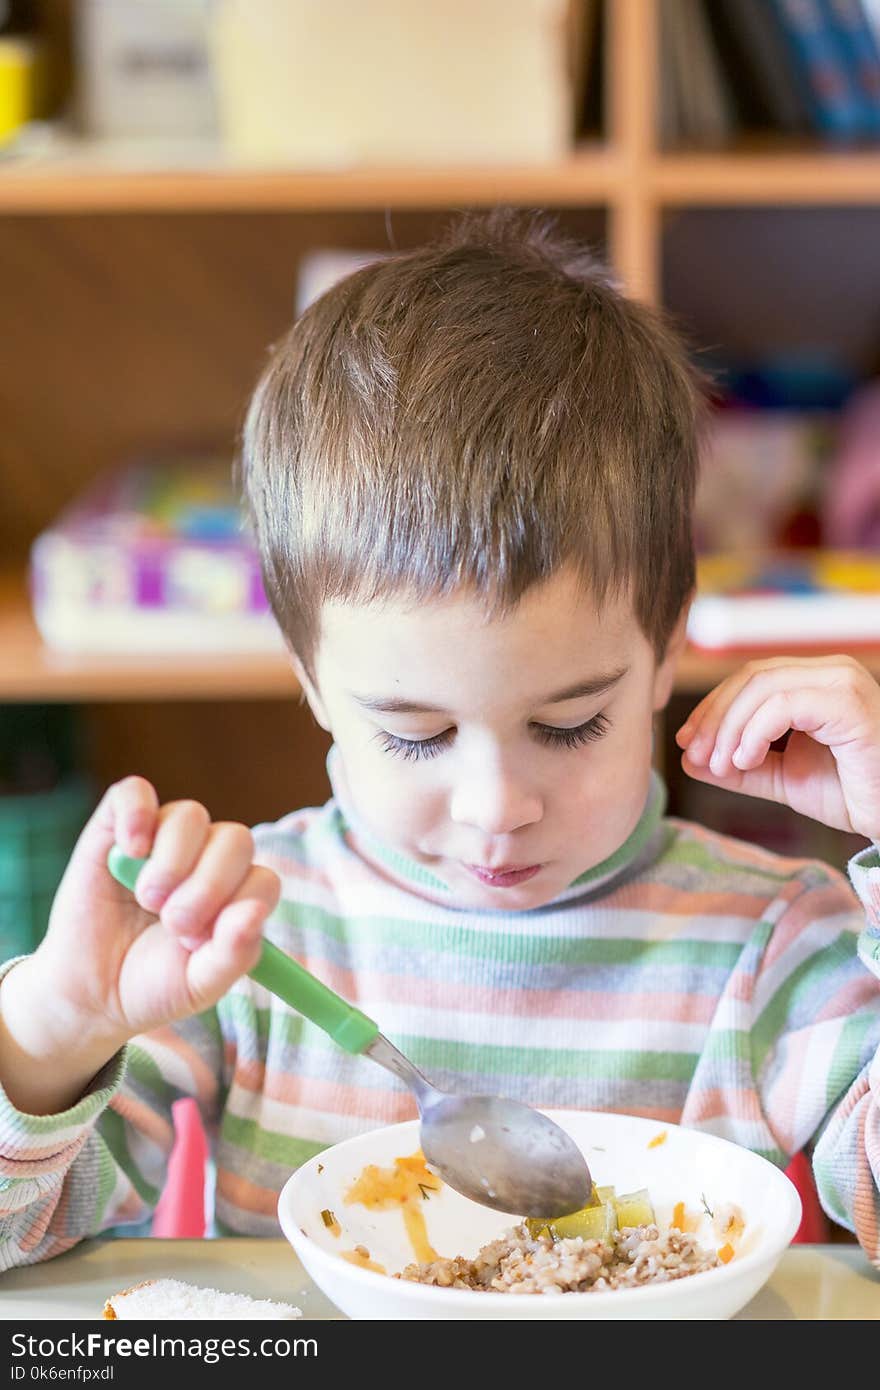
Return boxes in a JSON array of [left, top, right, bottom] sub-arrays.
[[0, 1049, 144, 1273], [753, 857, 880, 1263], [811, 1054, 880, 1267], [0, 958, 127, 1116]]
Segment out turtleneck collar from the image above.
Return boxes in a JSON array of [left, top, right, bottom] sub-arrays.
[[324, 743, 667, 912]]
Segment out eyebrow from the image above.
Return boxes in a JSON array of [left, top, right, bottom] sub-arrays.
[[348, 667, 629, 715]]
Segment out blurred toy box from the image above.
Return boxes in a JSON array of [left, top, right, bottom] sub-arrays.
[[209, 0, 586, 166], [688, 550, 880, 651], [29, 456, 284, 654]]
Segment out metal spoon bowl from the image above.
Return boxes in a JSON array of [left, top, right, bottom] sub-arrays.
[[108, 847, 592, 1217], [364, 1034, 591, 1216]]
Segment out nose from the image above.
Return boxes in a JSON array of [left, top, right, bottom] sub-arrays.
[[449, 760, 543, 837]]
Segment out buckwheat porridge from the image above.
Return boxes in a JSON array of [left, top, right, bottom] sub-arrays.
[[398, 1221, 721, 1294]]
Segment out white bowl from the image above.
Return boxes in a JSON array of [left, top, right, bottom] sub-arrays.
[[278, 1109, 802, 1320]]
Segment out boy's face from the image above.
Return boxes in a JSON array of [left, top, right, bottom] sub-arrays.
[[297, 566, 687, 911]]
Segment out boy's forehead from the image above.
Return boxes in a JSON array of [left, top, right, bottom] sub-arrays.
[[320, 570, 635, 636], [315, 572, 646, 695]]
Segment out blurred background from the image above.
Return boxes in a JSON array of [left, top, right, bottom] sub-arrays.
[[1, 0, 880, 968]]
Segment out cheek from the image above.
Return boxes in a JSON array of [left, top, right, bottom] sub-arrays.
[[347, 746, 445, 839], [565, 723, 653, 815]]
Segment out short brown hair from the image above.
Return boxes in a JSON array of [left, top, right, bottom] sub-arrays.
[[241, 209, 704, 685]]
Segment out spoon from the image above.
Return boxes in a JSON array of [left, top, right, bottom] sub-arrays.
[[108, 846, 592, 1218]]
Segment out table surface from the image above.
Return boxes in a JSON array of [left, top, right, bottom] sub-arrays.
[[0, 1239, 878, 1320]]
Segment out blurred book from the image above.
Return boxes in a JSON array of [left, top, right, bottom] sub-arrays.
[[688, 550, 880, 651], [75, 0, 218, 140], [769, 0, 871, 139], [569, 0, 599, 139], [703, 0, 813, 134], [660, 0, 739, 146], [823, 0, 880, 136], [29, 455, 284, 654]]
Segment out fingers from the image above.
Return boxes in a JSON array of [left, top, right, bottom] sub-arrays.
[[97, 782, 281, 957], [730, 690, 811, 771], [676, 656, 868, 778], [132, 800, 213, 915], [184, 868, 282, 1009], [681, 748, 786, 805], [134, 812, 263, 942]]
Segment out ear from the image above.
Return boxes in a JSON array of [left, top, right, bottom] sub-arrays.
[[651, 598, 692, 713], [290, 654, 332, 732]]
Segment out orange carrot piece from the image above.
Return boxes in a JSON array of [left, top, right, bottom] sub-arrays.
[[672, 1201, 686, 1230], [717, 1243, 735, 1264]]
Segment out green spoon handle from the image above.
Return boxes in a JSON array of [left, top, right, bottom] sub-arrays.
[[106, 846, 379, 1055]]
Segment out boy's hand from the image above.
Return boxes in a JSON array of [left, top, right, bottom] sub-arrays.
[[12, 777, 281, 1058], [676, 656, 880, 842]]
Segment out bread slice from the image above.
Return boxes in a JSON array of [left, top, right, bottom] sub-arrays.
[[103, 1278, 302, 1320]]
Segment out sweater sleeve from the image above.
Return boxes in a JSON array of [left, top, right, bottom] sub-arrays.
[[750, 847, 880, 1267], [0, 957, 225, 1271]]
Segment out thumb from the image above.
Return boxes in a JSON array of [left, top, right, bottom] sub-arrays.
[[680, 750, 786, 806]]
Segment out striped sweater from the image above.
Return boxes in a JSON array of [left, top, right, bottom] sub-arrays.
[[2, 747, 879, 1270]]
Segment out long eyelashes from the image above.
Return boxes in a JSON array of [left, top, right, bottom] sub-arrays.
[[374, 713, 611, 762]]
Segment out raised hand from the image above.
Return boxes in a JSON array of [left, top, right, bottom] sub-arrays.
[[0, 777, 280, 1114], [676, 655, 880, 842]]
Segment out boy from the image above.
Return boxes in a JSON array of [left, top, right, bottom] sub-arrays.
[[1, 211, 878, 1268]]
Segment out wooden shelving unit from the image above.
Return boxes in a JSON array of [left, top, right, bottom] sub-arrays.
[[2, 0, 878, 810], [3, 571, 878, 703], [9, 144, 880, 211]]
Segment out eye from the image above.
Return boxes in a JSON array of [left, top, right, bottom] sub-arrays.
[[374, 729, 453, 761], [373, 712, 611, 762], [533, 711, 611, 749]]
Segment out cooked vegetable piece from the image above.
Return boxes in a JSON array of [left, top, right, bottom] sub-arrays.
[[524, 1217, 550, 1239], [526, 1198, 617, 1244], [613, 1188, 655, 1229], [525, 1184, 655, 1245]]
